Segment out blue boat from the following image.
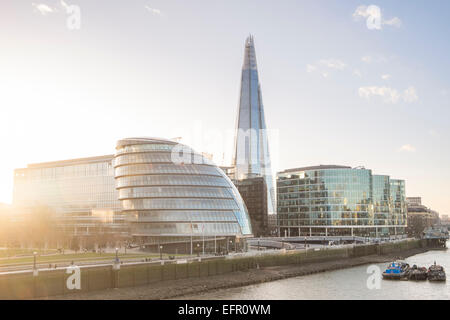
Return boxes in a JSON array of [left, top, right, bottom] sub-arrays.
[[382, 261, 410, 280]]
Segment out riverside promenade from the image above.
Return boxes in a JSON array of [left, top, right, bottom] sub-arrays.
[[0, 238, 437, 299]]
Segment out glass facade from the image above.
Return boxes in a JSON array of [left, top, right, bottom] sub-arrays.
[[373, 175, 391, 235], [235, 177, 269, 237], [233, 35, 275, 215], [13, 155, 126, 238], [390, 179, 408, 231], [114, 137, 253, 246], [277, 165, 407, 237]]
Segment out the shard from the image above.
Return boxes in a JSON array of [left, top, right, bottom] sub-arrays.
[[233, 35, 275, 214]]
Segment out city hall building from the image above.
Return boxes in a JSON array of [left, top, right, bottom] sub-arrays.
[[114, 137, 253, 252], [276, 165, 407, 238]]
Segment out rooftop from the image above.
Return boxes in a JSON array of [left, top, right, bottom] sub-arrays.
[[21, 154, 115, 170], [116, 137, 178, 149], [278, 165, 352, 174]]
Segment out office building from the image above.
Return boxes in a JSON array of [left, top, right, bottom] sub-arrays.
[[406, 197, 440, 237], [235, 177, 269, 237], [277, 165, 407, 237], [13, 155, 127, 246]]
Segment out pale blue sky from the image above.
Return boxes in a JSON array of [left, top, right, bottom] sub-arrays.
[[0, 1, 449, 214]]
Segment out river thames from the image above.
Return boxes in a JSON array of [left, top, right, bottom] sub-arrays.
[[180, 243, 449, 300]]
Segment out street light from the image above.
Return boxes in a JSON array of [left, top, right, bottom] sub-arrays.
[[159, 245, 163, 260], [115, 247, 119, 263], [33, 251, 37, 270], [196, 243, 200, 257]]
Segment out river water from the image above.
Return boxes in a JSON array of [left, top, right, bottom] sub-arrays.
[[182, 245, 449, 300]]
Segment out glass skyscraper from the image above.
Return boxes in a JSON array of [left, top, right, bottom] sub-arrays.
[[233, 35, 275, 215], [114, 137, 253, 252], [277, 165, 407, 237]]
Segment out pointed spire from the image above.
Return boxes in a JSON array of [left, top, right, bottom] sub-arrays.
[[243, 34, 257, 71], [233, 35, 275, 214]]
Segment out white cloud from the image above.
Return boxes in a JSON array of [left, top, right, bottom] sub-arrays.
[[361, 54, 388, 64], [145, 5, 162, 16], [398, 144, 416, 152], [306, 59, 346, 78], [32, 3, 55, 15], [359, 86, 400, 103], [318, 59, 346, 70], [32, 1, 73, 15], [353, 5, 371, 19], [358, 86, 418, 104], [403, 86, 418, 103], [60, 0, 69, 11], [381, 74, 391, 80], [383, 17, 402, 28]]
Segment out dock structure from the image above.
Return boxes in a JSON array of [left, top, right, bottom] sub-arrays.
[[423, 226, 449, 248]]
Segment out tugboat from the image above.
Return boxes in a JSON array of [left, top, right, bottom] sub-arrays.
[[408, 264, 428, 281], [382, 261, 410, 280], [427, 262, 446, 282]]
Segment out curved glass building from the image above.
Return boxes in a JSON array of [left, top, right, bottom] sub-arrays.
[[114, 137, 252, 252], [277, 165, 406, 237]]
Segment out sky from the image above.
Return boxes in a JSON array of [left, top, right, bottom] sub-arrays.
[[0, 1, 449, 215]]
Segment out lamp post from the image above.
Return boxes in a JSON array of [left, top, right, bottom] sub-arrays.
[[196, 243, 200, 257], [229, 240, 233, 253], [115, 247, 119, 263], [33, 251, 38, 276], [33, 251, 37, 270], [202, 224, 205, 256], [159, 245, 163, 260], [190, 220, 193, 256]]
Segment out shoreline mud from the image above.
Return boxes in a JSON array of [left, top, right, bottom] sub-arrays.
[[49, 246, 432, 300]]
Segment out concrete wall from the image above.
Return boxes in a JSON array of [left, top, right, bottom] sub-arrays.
[[0, 239, 427, 299]]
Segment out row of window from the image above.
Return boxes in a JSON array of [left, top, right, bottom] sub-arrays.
[[124, 210, 238, 222], [116, 175, 230, 188], [278, 219, 406, 226], [118, 186, 234, 200], [114, 152, 213, 167], [114, 163, 220, 177], [121, 198, 239, 211]]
